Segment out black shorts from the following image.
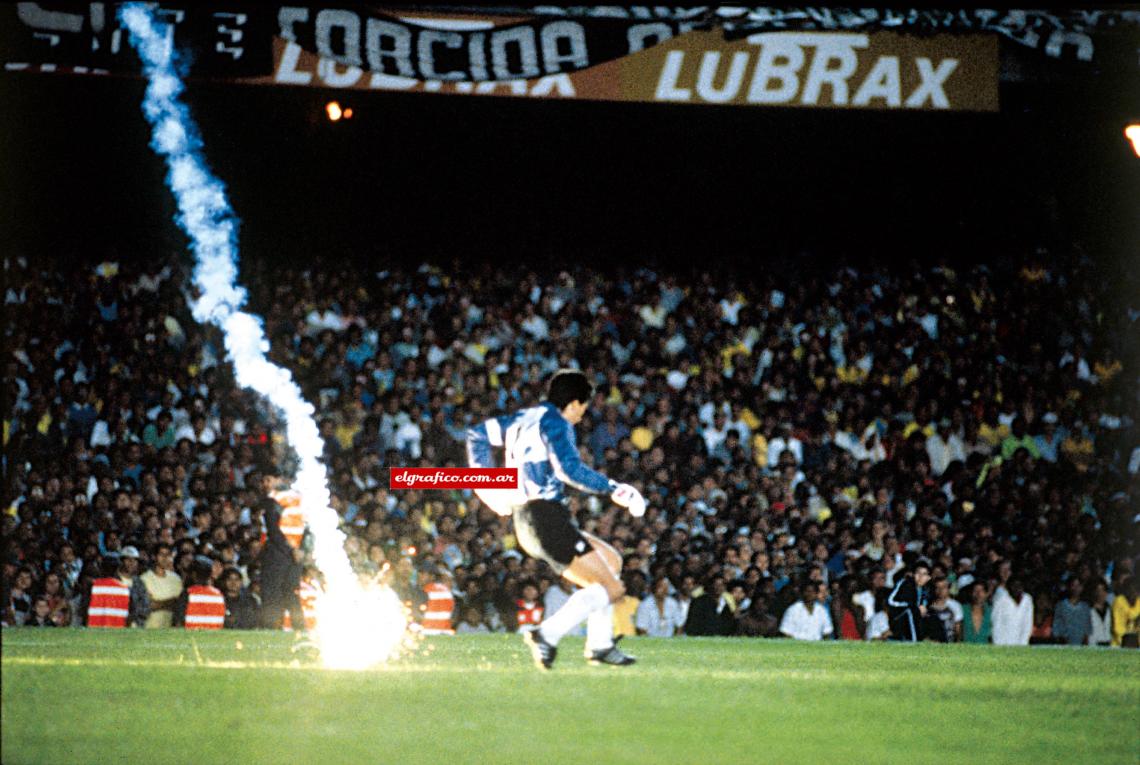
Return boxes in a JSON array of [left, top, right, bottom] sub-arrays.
[[513, 499, 591, 573]]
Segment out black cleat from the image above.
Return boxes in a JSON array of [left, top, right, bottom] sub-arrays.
[[522, 629, 558, 671], [587, 637, 637, 666]]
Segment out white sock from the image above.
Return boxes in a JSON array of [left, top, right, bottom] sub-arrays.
[[585, 603, 615, 653], [539, 583, 609, 645]]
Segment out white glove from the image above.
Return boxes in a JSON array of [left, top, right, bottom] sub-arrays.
[[611, 483, 646, 518], [474, 488, 522, 517]]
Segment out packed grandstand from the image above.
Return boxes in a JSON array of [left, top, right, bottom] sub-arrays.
[[3, 248, 1137, 644]]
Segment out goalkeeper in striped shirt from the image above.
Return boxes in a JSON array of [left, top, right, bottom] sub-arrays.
[[467, 369, 645, 670]]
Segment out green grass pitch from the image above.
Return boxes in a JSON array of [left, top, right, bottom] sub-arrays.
[[2, 629, 1137, 765]]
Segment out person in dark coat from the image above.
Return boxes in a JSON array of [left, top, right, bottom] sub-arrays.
[[220, 566, 260, 629], [255, 474, 307, 633], [684, 575, 736, 636]]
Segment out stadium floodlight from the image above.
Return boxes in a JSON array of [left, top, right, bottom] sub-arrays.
[[1125, 124, 1140, 158]]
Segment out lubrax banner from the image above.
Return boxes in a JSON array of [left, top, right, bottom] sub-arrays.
[[268, 26, 998, 112], [5, 4, 998, 111]]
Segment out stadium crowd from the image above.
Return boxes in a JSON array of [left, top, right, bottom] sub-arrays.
[[3, 249, 1138, 646]]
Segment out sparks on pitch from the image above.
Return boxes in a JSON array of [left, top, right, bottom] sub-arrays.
[[120, 3, 407, 667]]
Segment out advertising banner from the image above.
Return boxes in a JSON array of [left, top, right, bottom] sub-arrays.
[[266, 27, 998, 112]]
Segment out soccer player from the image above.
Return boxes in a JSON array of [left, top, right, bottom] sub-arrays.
[[887, 560, 931, 641], [467, 369, 646, 670]]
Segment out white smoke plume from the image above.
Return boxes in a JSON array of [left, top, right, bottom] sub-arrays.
[[120, 4, 407, 667]]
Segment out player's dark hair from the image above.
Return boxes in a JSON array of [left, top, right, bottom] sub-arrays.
[[547, 369, 593, 409]]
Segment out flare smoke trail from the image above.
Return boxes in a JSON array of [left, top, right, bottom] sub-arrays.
[[120, 4, 406, 667]]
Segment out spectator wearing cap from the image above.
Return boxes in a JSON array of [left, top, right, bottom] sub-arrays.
[[116, 546, 151, 628]]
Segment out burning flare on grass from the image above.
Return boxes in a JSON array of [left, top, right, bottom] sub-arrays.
[[120, 4, 407, 667]]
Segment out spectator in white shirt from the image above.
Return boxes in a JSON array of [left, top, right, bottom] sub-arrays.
[[727, 403, 752, 452], [992, 578, 1034, 645], [925, 419, 966, 477], [766, 425, 803, 468], [174, 413, 216, 446], [925, 577, 963, 642], [520, 305, 549, 340], [305, 300, 346, 335], [865, 587, 892, 640], [454, 606, 491, 634], [635, 577, 684, 637], [674, 575, 695, 628], [779, 581, 834, 641], [638, 300, 666, 329], [854, 568, 886, 621], [1088, 580, 1113, 646], [702, 412, 731, 456], [395, 412, 423, 460]]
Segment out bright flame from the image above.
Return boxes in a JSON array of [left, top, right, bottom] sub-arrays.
[[1125, 124, 1140, 158], [314, 580, 416, 670], [326, 101, 343, 121], [120, 4, 408, 666]]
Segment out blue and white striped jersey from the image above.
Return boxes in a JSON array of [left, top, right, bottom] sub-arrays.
[[466, 402, 616, 503]]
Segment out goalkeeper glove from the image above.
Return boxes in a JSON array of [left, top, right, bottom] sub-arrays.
[[611, 483, 646, 518]]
